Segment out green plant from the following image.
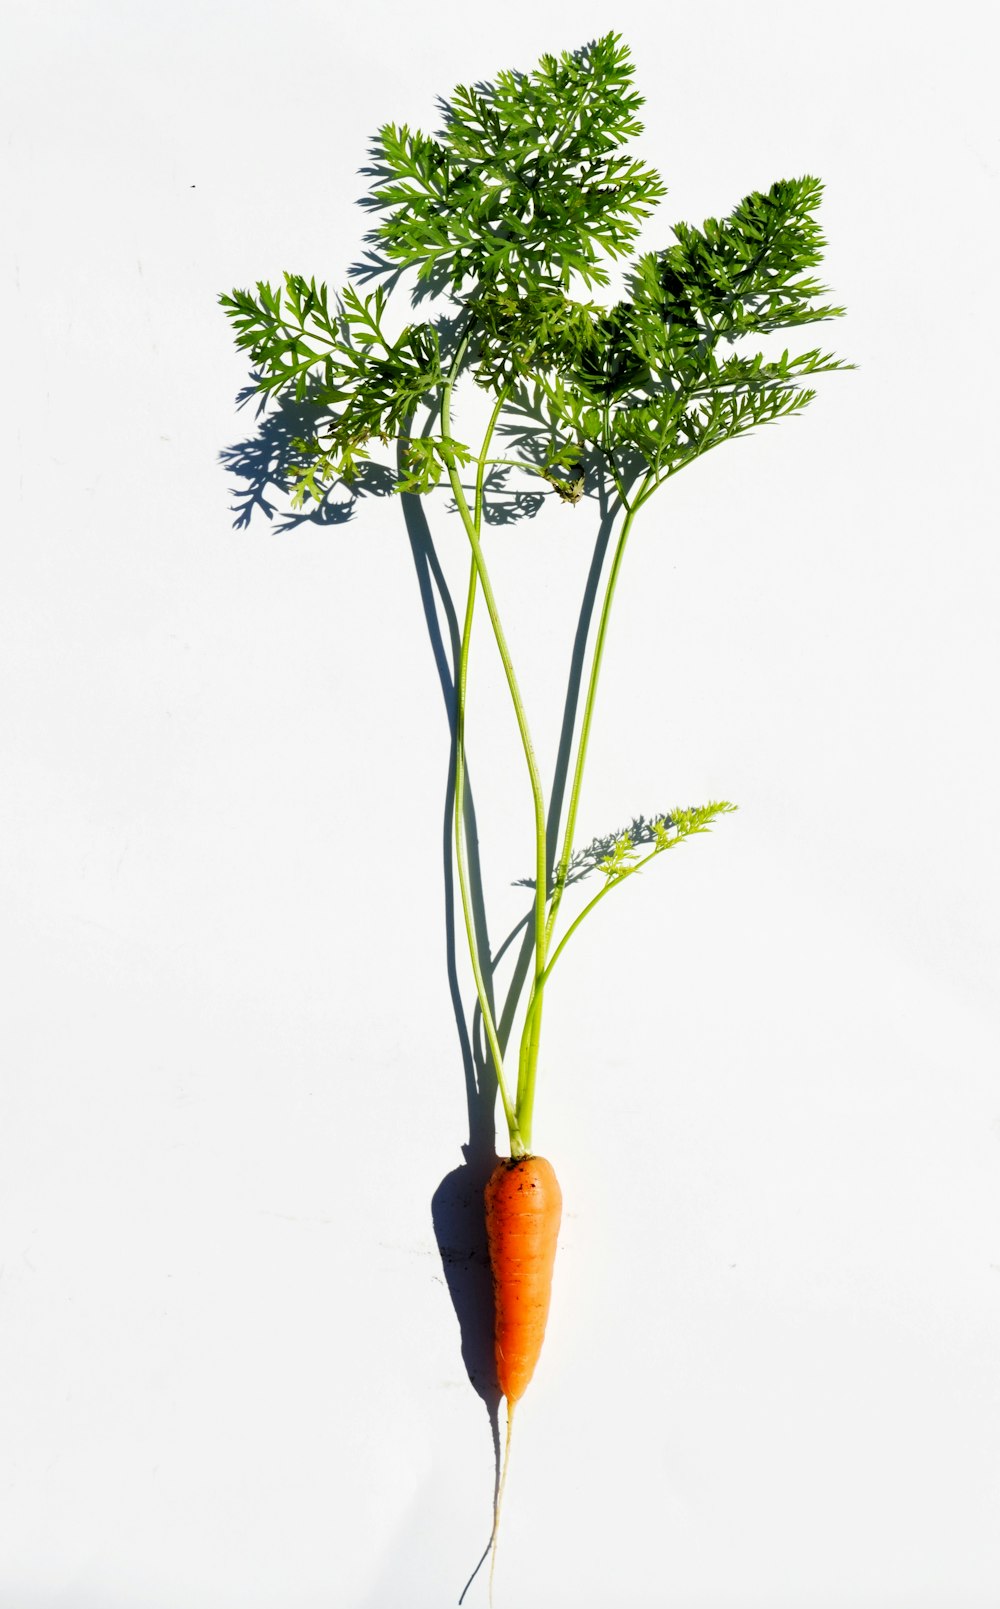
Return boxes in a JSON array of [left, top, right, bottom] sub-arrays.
[[221, 31, 849, 1162]]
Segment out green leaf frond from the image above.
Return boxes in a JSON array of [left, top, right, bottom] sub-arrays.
[[597, 832, 641, 882], [444, 176, 850, 488], [577, 801, 738, 887], [502, 377, 600, 463], [396, 434, 473, 495], [286, 437, 339, 510], [538, 177, 853, 484], [365, 31, 666, 295], [470, 285, 603, 388], [221, 278, 448, 499], [220, 274, 344, 401], [515, 802, 737, 892], [648, 176, 846, 336], [224, 52, 851, 521], [611, 378, 820, 481]]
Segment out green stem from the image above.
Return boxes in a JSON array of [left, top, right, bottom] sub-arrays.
[[453, 559, 519, 1146], [545, 487, 650, 947], [441, 342, 519, 1148], [515, 479, 652, 1103], [444, 358, 543, 1154], [517, 489, 649, 1145], [476, 394, 508, 528], [536, 844, 665, 991], [514, 983, 545, 1147]]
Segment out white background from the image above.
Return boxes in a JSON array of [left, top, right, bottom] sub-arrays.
[[2, 3, 998, 1605]]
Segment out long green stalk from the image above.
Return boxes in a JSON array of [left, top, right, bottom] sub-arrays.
[[438, 343, 516, 1142], [545, 490, 648, 947], [514, 479, 652, 1125], [453, 556, 519, 1146], [444, 363, 544, 1154]]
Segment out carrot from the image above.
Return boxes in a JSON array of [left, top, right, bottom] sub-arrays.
[[484, 1153, 562, 1601], [485, 1154, 563, 1403]]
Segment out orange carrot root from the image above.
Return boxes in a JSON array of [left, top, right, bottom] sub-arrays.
[[484, 1154, 562, 1404], [483, 1155, 561, 1602]]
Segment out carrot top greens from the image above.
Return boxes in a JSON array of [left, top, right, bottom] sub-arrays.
[[221, 32, 850, 1157]]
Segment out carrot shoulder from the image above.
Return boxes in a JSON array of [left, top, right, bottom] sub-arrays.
[[484, 1155, 562, 1403]]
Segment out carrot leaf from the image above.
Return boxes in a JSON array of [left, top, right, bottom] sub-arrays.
[[515, 802, 737, 894]]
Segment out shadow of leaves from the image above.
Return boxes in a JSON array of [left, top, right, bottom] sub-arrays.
[[218, 377, 397, 531]]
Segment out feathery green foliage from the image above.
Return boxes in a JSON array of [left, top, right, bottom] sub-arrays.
[[517, 803, 737, 892], [221, 33, 849, 516], [221, 33, 849, 1156], [366, 34, 665, 294]]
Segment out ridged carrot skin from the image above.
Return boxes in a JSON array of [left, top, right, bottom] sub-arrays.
[[484, 1155, 562, 1403]]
